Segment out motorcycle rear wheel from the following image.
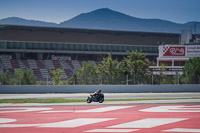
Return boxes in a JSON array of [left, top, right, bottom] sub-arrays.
[[87, 98, 92, 103]]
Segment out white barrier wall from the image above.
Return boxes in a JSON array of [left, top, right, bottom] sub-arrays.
[[0, 85, 200, 93]]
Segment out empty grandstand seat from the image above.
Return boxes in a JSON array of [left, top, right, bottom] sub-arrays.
[[33, 69, 42, 79], [44, 60, 55, 69], [21, 60, 29, 68], [36, 60, 45, 69], [52, 60, 62, 69], [1, 59, 12, 69], [27, 59, 38, 69], [10, 60, 20, 68]]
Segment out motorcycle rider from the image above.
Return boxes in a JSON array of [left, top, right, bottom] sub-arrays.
[[94, 89, 102, 95], [87, 89, 104, 103], [92, 89, 102, 100]]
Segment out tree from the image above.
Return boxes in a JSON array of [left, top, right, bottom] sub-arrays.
[[22, 69, 36, 85], [181, 57, 200, 84], [50, 68, 64, 85], [122, 50, 149, 84], [0, 70, 11, 85], [13, 69, 24, 85], [13, 69, 36, 85], [76, 61, 98, 84], [97, 54, 121, 84]]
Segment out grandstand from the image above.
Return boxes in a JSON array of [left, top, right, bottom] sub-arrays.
[[0, 25, 180, 81]]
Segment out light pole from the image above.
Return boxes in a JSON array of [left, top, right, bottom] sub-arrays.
[[73, 69, 77, 85], [46, 75, 49, 85], [126, 74, 128, 85]]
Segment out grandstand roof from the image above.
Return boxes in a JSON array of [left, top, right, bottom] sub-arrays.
[[0, 25, 179, 46]]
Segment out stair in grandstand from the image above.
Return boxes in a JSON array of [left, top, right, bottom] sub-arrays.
[[40, 68, 50, 79], [60, 60, 73, 71], [44, 60, 55, 69], [1, 59, 12, 69], [72, 60, 81, 71], [28, 59, 38, 69], [21, 60, 30, 68], [18, 60, 27, 69]]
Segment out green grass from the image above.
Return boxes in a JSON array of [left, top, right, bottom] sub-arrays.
[[0, 98, 84, 103], [0, 98, 199, 103]]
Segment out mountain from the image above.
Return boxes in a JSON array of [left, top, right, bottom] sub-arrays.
[[0, 8, 199, 33], [0, 17, 57, 27], [60, 8, 198, 33]]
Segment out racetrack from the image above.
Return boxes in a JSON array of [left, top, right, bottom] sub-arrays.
[[0, 93, 200, 100], [1, 93, 200, 132], [0, 104, 200, 133]]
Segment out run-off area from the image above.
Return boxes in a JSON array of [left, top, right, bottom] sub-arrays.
[[0, 104, 200, 133]]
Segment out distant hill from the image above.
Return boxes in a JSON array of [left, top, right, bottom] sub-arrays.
[[0, 17, 57, 27], [0, 8, 199, 33]]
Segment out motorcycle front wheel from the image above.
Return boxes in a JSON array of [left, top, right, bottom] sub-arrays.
[[99, 98, 104, 103]]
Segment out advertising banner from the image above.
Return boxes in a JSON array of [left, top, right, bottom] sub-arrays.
[[159, 45, 200, 58]]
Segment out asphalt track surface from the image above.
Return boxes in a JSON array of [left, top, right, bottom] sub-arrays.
[[0, 93, 200, 99], [0, 104, 200, 133], [0, 93, 200, 133]]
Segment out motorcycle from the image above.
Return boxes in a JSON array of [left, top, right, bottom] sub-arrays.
[[87, 93, 104, 103]]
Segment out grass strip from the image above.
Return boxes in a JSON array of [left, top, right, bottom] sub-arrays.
[[0, 98, 199, 103]]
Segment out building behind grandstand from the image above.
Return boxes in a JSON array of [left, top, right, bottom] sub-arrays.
[[1, 25, 197, 82], [150, 30, 200, 77]]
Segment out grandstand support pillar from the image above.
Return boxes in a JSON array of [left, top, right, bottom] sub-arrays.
[[15, 53, 21, 60], [38, 53, 43, 60]]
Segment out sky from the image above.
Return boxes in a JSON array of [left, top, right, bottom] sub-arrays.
[[0, 0, 200, 24]]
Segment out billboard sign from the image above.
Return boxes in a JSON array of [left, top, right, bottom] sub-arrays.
[[159, 45, 200, 58]]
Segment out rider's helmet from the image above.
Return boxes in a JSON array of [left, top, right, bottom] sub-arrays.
[[98, 89, 101, 92]]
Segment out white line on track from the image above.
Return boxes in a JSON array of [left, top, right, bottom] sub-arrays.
[[163, 128, 200, 132], [0, 118, 16, 123], [140, 105, 200, 112], [39, 118, 116, 128], [85, 129, 139, 132], [0, 107, 52, 113], [108, 118, 188, 128], [0, 118, 116, 128], [40, 106, 134, 113]]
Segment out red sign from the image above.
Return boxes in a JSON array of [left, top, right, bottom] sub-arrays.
[[163, 46, 185, 56]]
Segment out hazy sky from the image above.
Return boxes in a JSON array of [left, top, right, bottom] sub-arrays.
[[0, 0, 200, 24]]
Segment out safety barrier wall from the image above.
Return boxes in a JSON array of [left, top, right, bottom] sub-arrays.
[[0, 85, 200, 93]]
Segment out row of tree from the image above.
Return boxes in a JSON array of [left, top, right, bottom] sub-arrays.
[[0, 51, 200, 85], [69, 51, 149, 85], [66, 51, 200, 85], [0, 69, 36, 85]]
